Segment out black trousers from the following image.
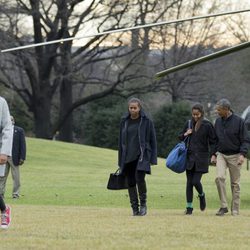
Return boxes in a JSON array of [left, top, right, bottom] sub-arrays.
[[186, 167, 203, 203], [123, 159, 146, 187]]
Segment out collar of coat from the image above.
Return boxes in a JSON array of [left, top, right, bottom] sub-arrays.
[[121, 110, 148, 121]]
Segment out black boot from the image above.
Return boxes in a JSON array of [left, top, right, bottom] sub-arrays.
[[137, 181, 147, 216], [128, 186, 139, 216], [198, 193, 206, 211]]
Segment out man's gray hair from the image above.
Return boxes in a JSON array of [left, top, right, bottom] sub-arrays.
[[216, 98, 231, 110]]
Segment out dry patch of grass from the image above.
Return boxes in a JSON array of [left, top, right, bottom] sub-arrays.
[[2, 139, 250, 249], [1, 205, 250, 250]]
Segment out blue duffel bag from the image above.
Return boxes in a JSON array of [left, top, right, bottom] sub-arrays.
[[166, 120, 191, 173], [166, 141, 188, 173]]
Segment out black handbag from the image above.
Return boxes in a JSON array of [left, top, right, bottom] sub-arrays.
[[107, 169, 128, 190]]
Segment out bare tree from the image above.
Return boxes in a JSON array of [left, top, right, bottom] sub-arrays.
[[1, 0, 182, 140], [150, 0, 224, 103], [0, 0, 139, 139], [1, 0, 235, 140]]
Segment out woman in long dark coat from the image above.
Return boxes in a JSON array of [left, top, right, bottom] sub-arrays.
[[179, 103, 216, 215], [118, 98, 157, 216]]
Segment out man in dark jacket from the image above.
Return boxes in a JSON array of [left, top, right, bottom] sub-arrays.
[[0, 116, 26, 199], [211, 99, 250, 216]]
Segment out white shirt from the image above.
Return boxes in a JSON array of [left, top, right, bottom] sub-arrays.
[[0, 96, 13, 156]]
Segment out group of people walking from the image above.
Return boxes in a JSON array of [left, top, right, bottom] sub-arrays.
[[118, 98, 250, 216], [0, 94, 249, 229]]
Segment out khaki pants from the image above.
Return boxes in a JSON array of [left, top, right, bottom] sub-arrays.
[[215, 153, 241, 213], [0, 159, 20, 197]]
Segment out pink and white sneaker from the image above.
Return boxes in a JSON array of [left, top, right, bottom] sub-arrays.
[[1, 205, 11, 229]]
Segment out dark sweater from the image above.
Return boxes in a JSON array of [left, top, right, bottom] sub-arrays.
[[125, 117, 140, 163], [214, 113, 250, 156], [118, 110, 157, 174]]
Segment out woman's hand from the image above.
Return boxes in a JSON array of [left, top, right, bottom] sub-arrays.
[[211, 155, 217, 165], [184, 129, 192, 137], [0, 154, 8, 164], [237, 155, 245, 166]]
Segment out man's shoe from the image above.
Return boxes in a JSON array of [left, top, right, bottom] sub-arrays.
[[185, 207, 193, 215], [12, 194, 19, 199], [198, 193, 206, 211], [1, 205, 11, 229], [216, 207, 228, 216], [231, 210, 239, 216]]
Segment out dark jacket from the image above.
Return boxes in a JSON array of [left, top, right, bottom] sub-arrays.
[[179, 119, 217, 173], [12, 125, 26, 166], [118, 110, 157, 174], [214, 113, 250, 157]]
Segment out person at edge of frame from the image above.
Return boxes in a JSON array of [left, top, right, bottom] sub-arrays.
[[0, 96, 13, 229], [0, 115, 26, 199], [179, 103, 217, 215], [118, 97, 157, 216], [211, 98, 250, 216]]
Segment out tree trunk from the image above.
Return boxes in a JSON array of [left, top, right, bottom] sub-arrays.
[[58, 37, 73, 142], [172, 93, 179, 103], [33, 95, 52, 139], [58, 77, 73, 142]]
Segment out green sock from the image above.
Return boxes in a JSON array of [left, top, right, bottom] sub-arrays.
[[187, 202, 193, 208]]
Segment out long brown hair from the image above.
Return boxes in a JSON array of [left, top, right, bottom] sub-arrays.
[[192, 103, 204, 131]]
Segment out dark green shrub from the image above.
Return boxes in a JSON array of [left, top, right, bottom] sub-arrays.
[[153, 102, 191, 158]]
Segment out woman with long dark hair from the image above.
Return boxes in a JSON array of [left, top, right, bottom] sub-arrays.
[[118, 98, 157, 216], [179, 103, 216, 215]]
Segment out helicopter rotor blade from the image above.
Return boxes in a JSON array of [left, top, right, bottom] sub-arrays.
[[1, 9, 250, 53], [155, 41, 250, 78]]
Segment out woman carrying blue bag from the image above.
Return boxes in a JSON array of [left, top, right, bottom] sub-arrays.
[[179, 103, 217, 215]]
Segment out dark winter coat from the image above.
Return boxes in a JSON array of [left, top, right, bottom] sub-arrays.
[[179, 119, 216, 173], [214, 113, 250, 157], [12, 125, 26, 166], [118, 110, 157, 174]]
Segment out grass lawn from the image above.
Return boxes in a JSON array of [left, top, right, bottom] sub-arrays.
[[1, 138, 250, 249]]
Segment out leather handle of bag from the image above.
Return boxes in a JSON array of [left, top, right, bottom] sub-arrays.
[[115, 169, 121, 175], [186, 119, 191, 147], [184, 120, 191, 141]]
